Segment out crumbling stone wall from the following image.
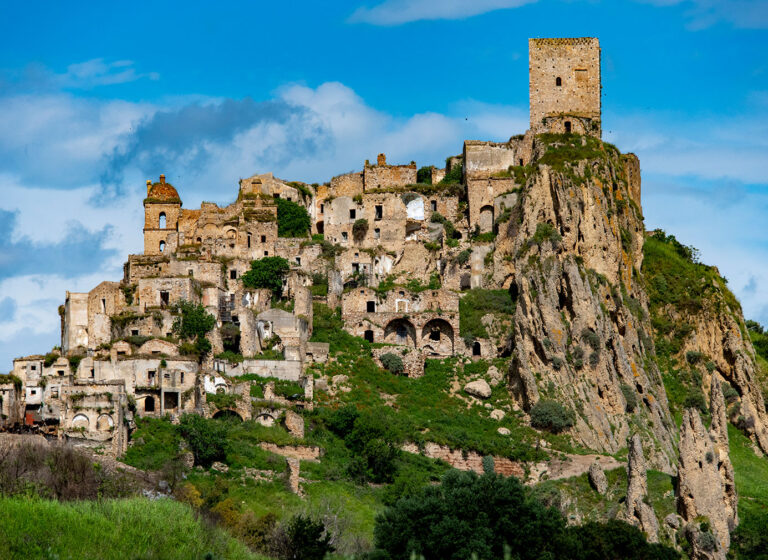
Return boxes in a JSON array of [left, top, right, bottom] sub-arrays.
[[363, 154, 417, 190]]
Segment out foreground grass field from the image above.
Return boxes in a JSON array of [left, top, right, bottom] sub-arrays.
[[0, 497, 266, 560]]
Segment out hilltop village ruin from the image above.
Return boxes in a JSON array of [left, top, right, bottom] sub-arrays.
[[1, 38, 635, 455]]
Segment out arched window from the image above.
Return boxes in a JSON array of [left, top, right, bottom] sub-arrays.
[[473, 341, 481, 356], [555, 77, 562, 87], [159, 212, 166, 229], [159, 241, 166, 253], [145, 396, 155, 412]]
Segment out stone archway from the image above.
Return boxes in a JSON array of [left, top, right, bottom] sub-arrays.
[[478, 205, 494, 233], [72, 413, 89, 429], [421, 318, 454, 355], [384, 318, 417, 348], [213, 409, 243, 422], [96, 414, 114, 431]]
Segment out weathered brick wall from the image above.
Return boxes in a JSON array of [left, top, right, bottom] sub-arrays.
[[529, 37, 601, 137], [144, 203, 181, 255], [137, 277, 195, 310], [363, 158, 417, 190], [467, 177, 517, 232], [329, 172, 364, 197], [62, 292, 89, 354], [464, 141, 518, 180]]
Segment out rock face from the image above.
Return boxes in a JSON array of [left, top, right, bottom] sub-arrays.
[[624, 434, 659, 542], [464, 379, 492, 399], [496, 140, 676, 469], [588, 461, 608, 494], [677, 401, 736, 559]]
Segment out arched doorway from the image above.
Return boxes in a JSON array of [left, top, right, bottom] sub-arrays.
[[213, 409, 243, 422], [478, 206, 494, 234], [421, 319, 454, 355], [384, 318, 417, 348], [144, 396, 155, 412]]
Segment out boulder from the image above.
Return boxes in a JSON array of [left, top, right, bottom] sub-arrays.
[[464, 379, 492, 399], [331, 374, 348, 386], [497, 427, 511, 436], [487, 365, 503, 386], [490, 409, 506, 421], [211, 461, 229, 474], [588, 461, 608, 494]]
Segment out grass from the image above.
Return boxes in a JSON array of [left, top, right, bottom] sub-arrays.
[[728, 423, 768, 519], [459, 288, 515, 341], [0, 497, 265, 560], [122, 416, 183, 470]]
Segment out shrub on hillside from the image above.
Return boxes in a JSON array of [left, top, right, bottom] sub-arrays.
[[621, 383, 638, 412], [276, 198, 311, 238], [530, 400, 575, 433], [271, 514, 334, 560], [380, 352, 404, 375], [179, 414, 228, 468], [241, 256, 290, 295]]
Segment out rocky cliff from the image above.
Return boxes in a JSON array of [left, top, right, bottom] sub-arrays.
[[492, 135, 677, 470]]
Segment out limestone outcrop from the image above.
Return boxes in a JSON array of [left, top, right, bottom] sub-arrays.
[[623, 434, 659, 542], [677, 401, 737, 559], [499, 140, 676, 469]]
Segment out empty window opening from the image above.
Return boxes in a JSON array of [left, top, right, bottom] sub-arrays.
[[145, 396, 155, 412], [316, 221, 324, 234], [101, 298, 106, 313], [230, 269, 238, 279], [180, 372, 184, 384], [159, 212, 167, 228], [367, 301, 376, 312], [396, 325, 408, 342], [160, 291, 170, 306], [57, 370, 64, 376], [164, 392, 178, 410], [286, 196, 292, 202], [472, 341, 481, 356], [196, 237, 202, 243], [320, 203, 324, 214], [431, 200, 437, 212], [519, 159, 523, 166], [51, 388, 59, 399], [295, 257, 301, 266], [342, 232, 348, 242], [564, 121, 572, 133], [374, 228, 380, 239], [555, 77, 562, 87], [264, 251, 269, 256], [247, 234, 251, 248], [349, 209, 356, 220], [375, 205, 383, 220], [148, 370, 156, 384], [188, 269, 194, 276], [364, 330, 374, 342], [352, 263, 360, 273], [430, 329, 440, 341], [260, 235, 266, 243], [159, 241, 166, 253], [90, 368, 94, 378], [131, 329, 139, 336]]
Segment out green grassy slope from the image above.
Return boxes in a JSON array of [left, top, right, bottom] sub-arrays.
[[0, 497, 266, 560]]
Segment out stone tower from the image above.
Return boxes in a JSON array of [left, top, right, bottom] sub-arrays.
[[529, 37, 601, 137], [143, 174, 182, 255]]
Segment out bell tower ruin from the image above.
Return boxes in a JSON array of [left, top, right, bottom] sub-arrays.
[[529, 37, 602, 137]]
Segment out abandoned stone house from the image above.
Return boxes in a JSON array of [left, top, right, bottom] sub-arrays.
[[1, 37, 631, 454]]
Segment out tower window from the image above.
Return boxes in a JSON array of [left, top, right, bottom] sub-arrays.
[[260, 235, 266, 243], [555, 77, 562, 87], [375, 205, 383, 220], [159, 241, 166, 253], [159, 212, 167, 229]]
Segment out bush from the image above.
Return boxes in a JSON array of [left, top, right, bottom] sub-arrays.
[[621, 384, 638, 412], [459, 288, 515, 341], [580, 328, 601, 352], [276, 198, 311, 237], [179, 414, 228, 468], [683, 389, 708, 415], [380, 353, 404, 375], [241, 256, 290, 295], [273, 514, 334, 560], [352, 218, 369, 240], [417, 166, 433, 184], [456, 249, 471, 266], [685, 351, 705, 365], [722, 383, 740, 404], [172, 301, 215, 341], [530, 400, 575, 433], [529, 222, 562, 248]]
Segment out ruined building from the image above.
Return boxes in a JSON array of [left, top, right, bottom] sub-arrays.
[[2, 37, 638, 457]]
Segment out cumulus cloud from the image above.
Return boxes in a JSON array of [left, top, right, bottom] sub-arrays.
[[348, 0, 538, 25]]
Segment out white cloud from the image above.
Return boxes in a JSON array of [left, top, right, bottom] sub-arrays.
[[348, 0, 538, 25], [636, 0, 768, 29]]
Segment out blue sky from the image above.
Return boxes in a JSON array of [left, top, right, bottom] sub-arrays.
[[1, 0, 768, 371]]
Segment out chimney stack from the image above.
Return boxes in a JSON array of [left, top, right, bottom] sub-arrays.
[[377, 153, 386, 166], [159, 174, 165, 184], [146, 180, 151, 196]]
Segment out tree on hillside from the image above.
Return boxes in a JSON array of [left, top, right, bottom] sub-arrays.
[[241, 256, 290, 296], [276, 198, 311, 238], [372, 469, 679, 560]]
